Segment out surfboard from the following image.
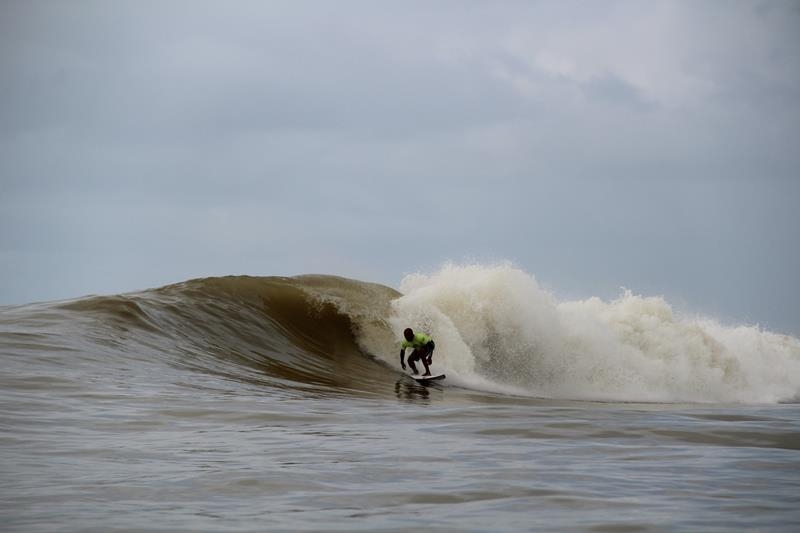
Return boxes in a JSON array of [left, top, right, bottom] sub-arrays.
[[408, 373, 446, 384]]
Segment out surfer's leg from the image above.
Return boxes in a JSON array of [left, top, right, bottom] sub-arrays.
[[420, 350, 431, 376], [407, 351, 420, 375]]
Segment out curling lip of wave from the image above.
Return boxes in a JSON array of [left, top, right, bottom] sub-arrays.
[[44, 275, 402, 394]]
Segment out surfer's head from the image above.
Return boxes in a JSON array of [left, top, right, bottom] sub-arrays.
[[403, 328, 414, 341]]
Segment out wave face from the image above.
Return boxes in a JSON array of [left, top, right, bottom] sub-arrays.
[[12, 275, 402, 397], [3, 266, 799, 404]]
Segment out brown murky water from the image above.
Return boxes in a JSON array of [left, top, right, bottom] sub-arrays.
[[2, 276, 799, 531]]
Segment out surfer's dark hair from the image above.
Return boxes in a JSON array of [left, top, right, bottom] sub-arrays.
[[403, 328, 414, 340]]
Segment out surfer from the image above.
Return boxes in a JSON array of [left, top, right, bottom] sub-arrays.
[[400, 328, 435, 376]]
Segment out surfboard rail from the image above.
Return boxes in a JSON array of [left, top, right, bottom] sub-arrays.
[[406, 373, 446, 384]]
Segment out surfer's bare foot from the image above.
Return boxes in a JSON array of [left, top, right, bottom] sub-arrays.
[[423, 373, 431, 377]]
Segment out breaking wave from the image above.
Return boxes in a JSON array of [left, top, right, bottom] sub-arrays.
[[3, 265, 798, 404], [375, 264, 800, 403]]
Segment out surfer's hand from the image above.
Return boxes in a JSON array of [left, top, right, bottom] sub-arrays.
[[401, 362, 406, 370]]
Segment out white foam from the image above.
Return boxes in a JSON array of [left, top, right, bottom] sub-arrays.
[[375, 263, 800, 404]]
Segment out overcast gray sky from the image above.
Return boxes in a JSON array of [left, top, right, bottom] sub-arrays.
[[1, 0, 798, 335]]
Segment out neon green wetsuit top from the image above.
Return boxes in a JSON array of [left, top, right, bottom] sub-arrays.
[[401, 332, 432, 350]]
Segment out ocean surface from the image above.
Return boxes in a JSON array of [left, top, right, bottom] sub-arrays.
[[2, 265, 799, 532]]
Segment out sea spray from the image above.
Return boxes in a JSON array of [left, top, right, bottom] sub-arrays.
[[381, 263, 800, 403]]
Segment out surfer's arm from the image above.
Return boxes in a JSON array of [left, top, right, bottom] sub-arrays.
[[400, 348, 406, 369]]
